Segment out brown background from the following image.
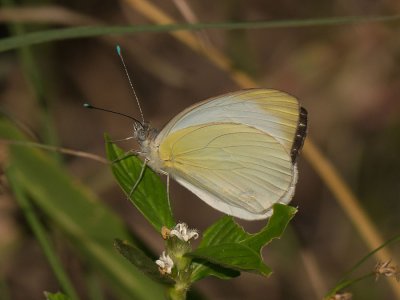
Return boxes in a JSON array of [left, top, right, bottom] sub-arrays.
[[1, 1, 400, 299]]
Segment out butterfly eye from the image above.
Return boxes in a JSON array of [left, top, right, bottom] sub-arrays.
[[133, 123, 145, 140]]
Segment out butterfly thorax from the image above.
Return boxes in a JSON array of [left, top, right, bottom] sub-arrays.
[[134, 122, 165, 172]]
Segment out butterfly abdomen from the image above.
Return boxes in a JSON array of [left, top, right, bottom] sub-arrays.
[[290, 107, 308, 163]]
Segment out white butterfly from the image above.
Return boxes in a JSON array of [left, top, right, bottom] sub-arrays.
[[128, 88, 307, 220]]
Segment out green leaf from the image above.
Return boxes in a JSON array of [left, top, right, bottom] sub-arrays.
[[243, 204, 298, 251], [114, 239, 175, 286], [44, 292, 70, 300], [0, 120, 165, 300], [191, 243, 270, 276], [197, 216, 248, 246], [189, 204, 296, 280], [190, 261, 240, 282], [105, 136, 175, 231]]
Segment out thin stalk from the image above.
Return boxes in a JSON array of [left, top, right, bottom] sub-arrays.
[[0, 14, 400, 52], [325, 272, 375, 299], [325, 234, 400, 297]]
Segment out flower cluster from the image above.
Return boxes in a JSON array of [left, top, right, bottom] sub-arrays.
[[156, 251, 174, 275], [155, 222, 199, 275], [169, 223, 199, 242], [375, 260, 400, 281], [328, 292, 352, 300]]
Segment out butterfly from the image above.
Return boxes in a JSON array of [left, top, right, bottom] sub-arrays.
[[126, 88, 308, 220]]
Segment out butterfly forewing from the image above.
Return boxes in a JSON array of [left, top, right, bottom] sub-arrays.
[[156, 89, 300, 154]]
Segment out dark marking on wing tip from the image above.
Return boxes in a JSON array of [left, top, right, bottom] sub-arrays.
[[291, 107, 308, 163]]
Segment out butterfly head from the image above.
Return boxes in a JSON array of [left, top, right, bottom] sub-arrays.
[[132, 121, 147, 142], [133, 121, 159, 151], [133, 121, 157, 141]]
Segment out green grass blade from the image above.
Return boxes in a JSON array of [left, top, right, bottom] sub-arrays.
[[7, 168, 79, 300], [1, 14, 400, 52], [0, 120, 165, 300]]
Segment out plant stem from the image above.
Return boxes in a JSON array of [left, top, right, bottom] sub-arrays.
[[167, 282, 189, 300], [166, 238, 193, 300]]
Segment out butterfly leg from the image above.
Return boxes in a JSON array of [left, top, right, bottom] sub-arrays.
[[111, 149, 141, 164], [128, 159, 148, 198], [158, 170, 173, 214], [165, 173, 173, 217], [167, 174, 170, 203], [109, 136, 136, 143]]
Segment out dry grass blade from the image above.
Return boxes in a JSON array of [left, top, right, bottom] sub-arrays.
[[124, 0, 255, 87], [171, 0, 212, 48], [123, 0, 400, 297], [0, 139, 108, 164], [300, 248, 327, 299], [0, 5, 97, 25]]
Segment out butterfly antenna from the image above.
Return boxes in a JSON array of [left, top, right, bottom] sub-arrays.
[[116, 45, 145, 124], [83, 103, 142, 125]]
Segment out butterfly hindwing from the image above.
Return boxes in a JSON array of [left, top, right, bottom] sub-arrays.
[[158, 123, 295, 220]]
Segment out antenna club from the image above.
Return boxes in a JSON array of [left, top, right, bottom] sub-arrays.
[[116, 45, 121, 56], [83, 103, 93, 109]]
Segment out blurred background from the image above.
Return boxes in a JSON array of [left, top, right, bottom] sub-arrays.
[[1, 0, 400, 299]]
